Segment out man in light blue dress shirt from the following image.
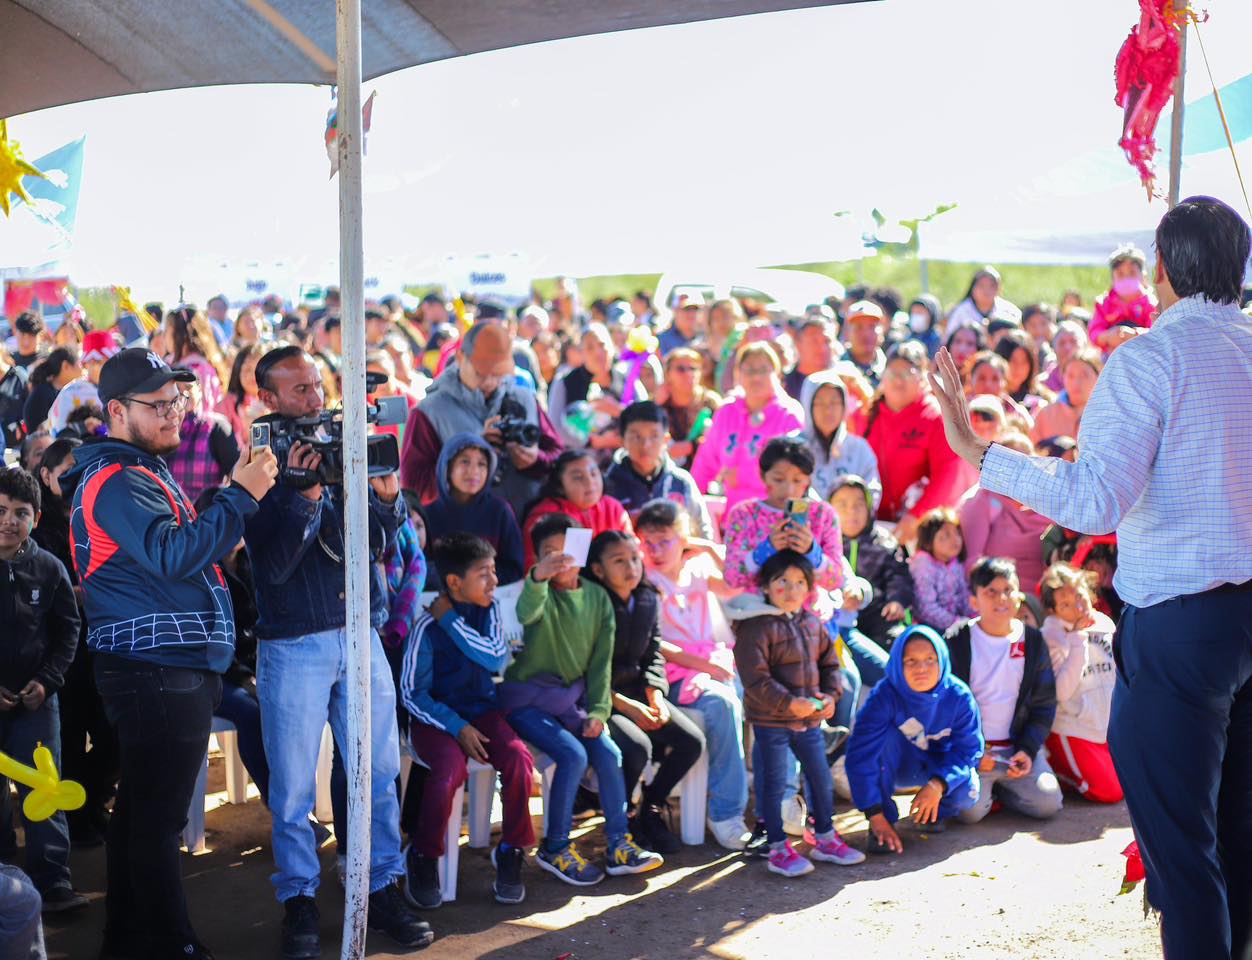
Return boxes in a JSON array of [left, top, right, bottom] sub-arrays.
[[930, 196, 1252, 960]]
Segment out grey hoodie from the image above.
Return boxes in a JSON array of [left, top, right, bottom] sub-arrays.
[[798, 371, 882, 507]]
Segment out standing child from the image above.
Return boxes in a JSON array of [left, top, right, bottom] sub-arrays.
[[845, 625, 983, 855], [733, 551, 865, 876], [586, 531, 706, 854], [909, 507, 975, 633], [400, 533, 536, 907], [637, 498, 751, 850], [1039, 563, 1123, 804], [946, 557, 1062, 823], [0, 468, 85, 912], [502, 514, 662, 886]]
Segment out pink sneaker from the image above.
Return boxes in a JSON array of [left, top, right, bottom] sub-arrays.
[[811, 833, 866, 866], [767, 841, 814, 877]]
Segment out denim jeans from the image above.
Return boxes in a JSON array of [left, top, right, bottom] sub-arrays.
[[507, 706, 628, 851], [840, 626, 889, 703], [754, 725, 834, 844], [94, 655, 220, 955], [670, 679, 748, 823], [0, 696, 70, 894], [871, 730, 980, 826], [256, 627, 404, 903], [214, 680, 269, 804], [0, 865, 45, 960]]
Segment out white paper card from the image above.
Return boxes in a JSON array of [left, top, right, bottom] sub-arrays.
[[563, 527, 593, 567]]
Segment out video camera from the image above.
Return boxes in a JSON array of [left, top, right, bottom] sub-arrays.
[[250, 372, 408, 489], [495, 393, 540, 448]]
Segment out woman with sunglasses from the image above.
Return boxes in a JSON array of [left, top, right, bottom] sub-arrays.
[[656, 348, 721, 470]]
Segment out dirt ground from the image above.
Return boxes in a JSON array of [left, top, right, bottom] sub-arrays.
[[40, 758, 1161, 960]]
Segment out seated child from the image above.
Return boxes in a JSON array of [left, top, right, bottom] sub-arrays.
[[586, 531, 706, 855], [946, 557, 1063, 823], [845, 625, 983, 855], [909, 507, 975, 633], [603, 401, 714, 540], [637, 498, 752, 851], [399, 533, 535, 907], [733, 551, 865, 876], [724, 436, 843, 615], [1039, 563, 1122, 804], [521, 450, 632, 569], [501, 514, 662, 885], [424, 433, 524, 586]]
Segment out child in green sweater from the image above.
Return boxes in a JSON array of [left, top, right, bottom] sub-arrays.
[[501, 513, 663, 886]]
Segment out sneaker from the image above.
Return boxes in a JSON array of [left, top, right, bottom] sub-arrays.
[[707, 816, 751, 851], [491, 845, 526, 905], [810, 833, 867, 866], [405, 846, 442, 910], [605, 834, 664, 876], [152, 941, 214, 960], [767, 840, 814, 877], [782, 794, 807, 837], [823, 723, 850, 761], [281, 895, 320, 960], [633, 803, 680, 854], [367, 882, 435, 950], [832, 755, 852, 802], [40, 885, 88, 913], [743, 820, 771, 858], [536, 842, 605, 886]]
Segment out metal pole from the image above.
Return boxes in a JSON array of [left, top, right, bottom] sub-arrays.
[[335, 0, 370, 956], [1168, 7, 1188, 208]]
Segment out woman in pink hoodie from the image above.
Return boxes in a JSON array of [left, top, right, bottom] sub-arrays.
[[690, 342, 805, 517], [957, 432, 1052, 593]]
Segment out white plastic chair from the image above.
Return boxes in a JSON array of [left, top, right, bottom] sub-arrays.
[[182, 717, 248, 854]]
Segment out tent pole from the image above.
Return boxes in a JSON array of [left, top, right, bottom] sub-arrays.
[[335, 0, 370, 957], [1167, 4, 1188, 209]]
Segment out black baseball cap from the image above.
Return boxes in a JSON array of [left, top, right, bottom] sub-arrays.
[[97, 348, 196, 405]]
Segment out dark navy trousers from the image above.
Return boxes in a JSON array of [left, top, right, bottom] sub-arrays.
[[1108, 580, 1252, 960]]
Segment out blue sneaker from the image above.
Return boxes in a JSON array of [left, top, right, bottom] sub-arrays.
[[536, 842, 604, 886], [605, 834, 664, 876]]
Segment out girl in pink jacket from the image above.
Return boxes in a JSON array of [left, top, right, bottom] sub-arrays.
[[1088, 244, 1157, 355]]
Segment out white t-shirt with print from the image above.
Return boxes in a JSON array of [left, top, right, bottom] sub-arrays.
[[969, 619, 1026, 743]]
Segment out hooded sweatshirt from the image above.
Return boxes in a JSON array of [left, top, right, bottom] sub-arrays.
[[426, 433, 525, 586], [905, 295, 943, 358], [689, 390, 805, 513], [1088, 287, 1156, 349], [64, 437, 257, 672], [863, 392, 963, 522], [1042, 611, 1116, 743], [799, 371, 881, 504], [521, 494, 632, 570], [845, 625, 984, 818]]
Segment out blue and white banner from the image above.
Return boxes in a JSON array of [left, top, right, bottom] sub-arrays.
[[0, 136, 86, 279]]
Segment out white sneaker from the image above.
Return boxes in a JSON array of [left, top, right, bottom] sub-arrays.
[[782, 795, 807, 837], [832, 755, 852, 802], [707, 816, 751, 850]]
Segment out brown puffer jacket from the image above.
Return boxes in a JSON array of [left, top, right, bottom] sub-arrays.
[[732, 605, 842, 730]]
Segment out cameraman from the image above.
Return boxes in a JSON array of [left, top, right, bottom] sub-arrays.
[[243, 346, 432, 957], [400, 322, 561, 517]]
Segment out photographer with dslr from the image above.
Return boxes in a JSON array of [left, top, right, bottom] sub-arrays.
[[243, 346, 433, 958], [401, 322, 561, 517]]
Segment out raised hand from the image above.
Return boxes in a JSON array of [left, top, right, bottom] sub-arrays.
[[928, 348, 991, 468]]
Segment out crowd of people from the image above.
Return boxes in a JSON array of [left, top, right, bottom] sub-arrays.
[[2, 248, 1251, 960]]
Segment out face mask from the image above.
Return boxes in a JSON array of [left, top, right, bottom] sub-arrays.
[[1113, 276, 1141, 298], [909, 311, 931, 334]]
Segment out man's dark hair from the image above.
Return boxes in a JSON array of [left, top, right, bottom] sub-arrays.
[[14, 312, 44, 336], [1155, 195, 1251, 305], [365, 308, 386, 324], [870, 286, 904, 319], [529, 512, 575, 554], [636, 497, 683, 532], [759, 435, 815, 477], [619, 400, 668, 435], [757, 549, 814, 590], [254, 344, 307, 392], [323, 316, 342, 333], [431, 533, 496, 591], [65, 403, 104, 427], [0, 467, 41, 513], [969, 556, 1020, 591]]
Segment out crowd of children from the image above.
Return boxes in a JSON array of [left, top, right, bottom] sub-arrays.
[[0, 252, 1164, 955]]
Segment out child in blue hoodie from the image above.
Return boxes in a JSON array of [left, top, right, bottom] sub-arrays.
[[424, 433, 525, 586], [399, 533, 535, 908], [845, 625, 983, 855]]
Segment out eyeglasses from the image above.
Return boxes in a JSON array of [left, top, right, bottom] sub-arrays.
[[641, 536, 678, 552], [122, 394, 189, 419]]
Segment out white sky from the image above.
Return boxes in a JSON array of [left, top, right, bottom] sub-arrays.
[[7, 0, 1252, 300]]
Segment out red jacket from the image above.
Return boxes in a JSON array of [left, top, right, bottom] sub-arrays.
[[521, 495, 633, 569], [863, 393, 963, 522]]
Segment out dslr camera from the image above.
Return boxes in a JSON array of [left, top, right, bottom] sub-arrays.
[[494, 393, 540, 447], [250, 372, 407, 488]]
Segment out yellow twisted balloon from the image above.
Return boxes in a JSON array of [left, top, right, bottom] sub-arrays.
[[0, 119, 47, 218], [0, 745, 85, 822]]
